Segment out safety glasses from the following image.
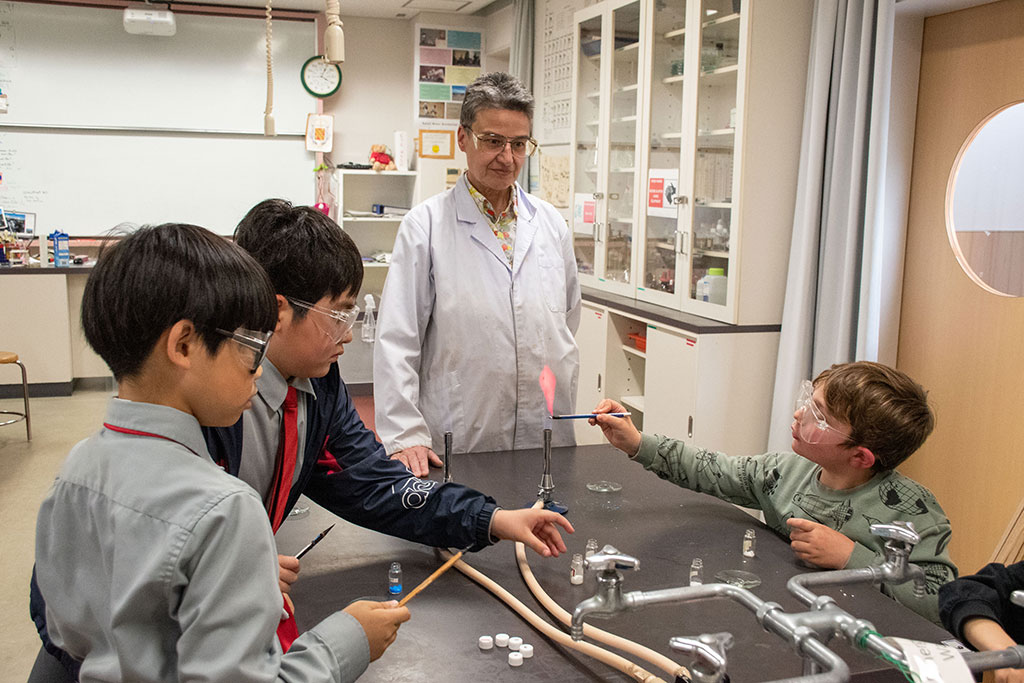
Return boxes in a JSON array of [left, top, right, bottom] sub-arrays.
[[215, 327, 273, 374], [286, 296, 359, 344], [794, 380, 850, 444], [467, 129, 538, 158]]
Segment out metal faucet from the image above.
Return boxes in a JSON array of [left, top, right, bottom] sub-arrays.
[[669, 632, 733, 683], [442, 431, 452, 483], [569, 545, 639, 640]]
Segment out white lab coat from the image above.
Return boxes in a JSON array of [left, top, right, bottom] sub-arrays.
[[374, 174, 581, 455]]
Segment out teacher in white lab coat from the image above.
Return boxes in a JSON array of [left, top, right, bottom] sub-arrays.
[[374, 72, 581, 476]]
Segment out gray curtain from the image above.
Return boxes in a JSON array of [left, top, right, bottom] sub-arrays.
[[509, 0, 534, 189], [767, 0, 897, 452]]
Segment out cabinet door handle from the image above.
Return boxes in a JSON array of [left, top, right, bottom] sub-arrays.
[[688, 415, 694, 439], [609, 192, 620, 200], [597, 373, 602, 390], [592, 192, 605, 200], [672, 195, 689, 206], [675, 230, 688, 256]]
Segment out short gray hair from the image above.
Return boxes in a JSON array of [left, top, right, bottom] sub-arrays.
[[460, 72, 534, 129]]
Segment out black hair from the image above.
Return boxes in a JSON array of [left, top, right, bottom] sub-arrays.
[[234, 199, 364, 314], [81, 223, 277, 381]]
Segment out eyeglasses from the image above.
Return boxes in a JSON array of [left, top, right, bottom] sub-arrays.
[[215, 327, 273, 374], [467, 129, 538, 158], [794, 380, 850, 444], [285, 296, 359, 344]]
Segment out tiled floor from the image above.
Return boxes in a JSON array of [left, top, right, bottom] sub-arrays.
[[0, 385, 376, 680]]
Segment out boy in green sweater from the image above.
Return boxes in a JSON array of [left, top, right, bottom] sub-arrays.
[[590, 361, 955, 624]]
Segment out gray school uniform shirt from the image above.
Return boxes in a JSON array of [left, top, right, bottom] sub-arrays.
[[34, 398, 370, 682]]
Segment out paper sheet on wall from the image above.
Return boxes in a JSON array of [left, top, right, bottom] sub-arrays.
[[572, 192, 595, 235], [539, 149, 570, 208]]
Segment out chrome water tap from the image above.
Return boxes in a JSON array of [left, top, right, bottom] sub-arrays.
[[870, 521, 927, 598], [669, 632, 734, 683], [570, 545, 639, 640]]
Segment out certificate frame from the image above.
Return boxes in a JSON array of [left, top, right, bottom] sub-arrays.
[[418, 129, 455, 159]]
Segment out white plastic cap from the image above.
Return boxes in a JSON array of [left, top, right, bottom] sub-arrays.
[[495, 632, 510, 647], [520, 643, 534, 658], [478, 635, 493, 650], [508, 636, 523, 651], [508, 651, 523, 666]]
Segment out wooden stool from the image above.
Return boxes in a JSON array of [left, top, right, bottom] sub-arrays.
[[0, 351, 31, 440]]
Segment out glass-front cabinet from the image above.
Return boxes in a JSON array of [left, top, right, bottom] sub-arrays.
[[570, 0, 645, 297], [637, 0, 744, 319], [572, 0, 812, 325]]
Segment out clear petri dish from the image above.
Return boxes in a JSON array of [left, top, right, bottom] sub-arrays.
[[713, 569, 762, 589], [586, 480, 623, 493]]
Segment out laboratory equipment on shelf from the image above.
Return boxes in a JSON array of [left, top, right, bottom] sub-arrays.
[[571, 521, 1024, 683]]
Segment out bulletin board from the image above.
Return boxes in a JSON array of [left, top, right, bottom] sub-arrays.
[[415, 25, 485, 128]]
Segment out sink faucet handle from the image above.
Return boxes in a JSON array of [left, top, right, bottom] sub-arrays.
[[870, 521, 919, 546], [585, 545, 639, 573]]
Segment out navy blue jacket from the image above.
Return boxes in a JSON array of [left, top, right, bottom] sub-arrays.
[[202, 363, 498, 550]]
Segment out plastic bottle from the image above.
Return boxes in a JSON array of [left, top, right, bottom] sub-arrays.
[[388, 561, 403, 595], [689, 558, 704, 586], [362, 293, 376, 343], [712, 218, 729, 249], [743, 529, 757, 558], [570, 553, 584, 585], [696, 267, 727, 305]]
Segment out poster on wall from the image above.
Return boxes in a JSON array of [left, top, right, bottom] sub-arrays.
[[572, 192, 596, 235], [415, 25, 484, 130]]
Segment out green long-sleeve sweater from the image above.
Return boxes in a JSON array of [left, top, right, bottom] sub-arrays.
[[634, 433, 957, 624]]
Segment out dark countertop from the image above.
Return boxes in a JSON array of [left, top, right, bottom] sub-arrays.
[[277, 444, 950, 682], [580, 287, 782, 335], [0, 264, 94, 274]]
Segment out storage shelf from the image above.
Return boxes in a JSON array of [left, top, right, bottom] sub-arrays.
[[698, 128, 736, 138], [703, 12, 740, 29], [662, 74, 685, 84], [343, 216, 404, 223], [700, 63, 739, 86], [619, 395, 645, 413], [694, 249, 729, 259], [361, 262, 390, 268], [621, 343, 646, 359], [616, 41, 640, 53], [664, 27, 685, 39], [697, 201, 733, 209], [610, 167, 635, 174], [339, 169, 417, 176], [612, 115, 638, 123]]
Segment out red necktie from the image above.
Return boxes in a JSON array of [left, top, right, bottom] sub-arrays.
[[268, 386, 298, 533]]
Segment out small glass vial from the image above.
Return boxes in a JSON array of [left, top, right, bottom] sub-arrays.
[[585, 538, 599, 558], [689, 558, 704, 586], [688, 557, 704, 585], [570, 553, 585, 585], [388, 562, 403, 595], [743, 529, 757, 558]]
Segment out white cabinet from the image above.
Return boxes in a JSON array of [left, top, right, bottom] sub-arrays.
[[576, 295, 779, 455], [572, 0, 812, 324], [332, 169, 418, 386]]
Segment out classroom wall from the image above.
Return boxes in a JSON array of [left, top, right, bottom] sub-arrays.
[[897, 0, 1024, 574], [323, 12, 487, 167]]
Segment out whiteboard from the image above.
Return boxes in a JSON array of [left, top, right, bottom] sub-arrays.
[[0, 128, 314, 236], [0, 2, 317, 134]]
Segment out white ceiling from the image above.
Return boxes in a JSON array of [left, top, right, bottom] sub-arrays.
[[209, 0, 502, 17]]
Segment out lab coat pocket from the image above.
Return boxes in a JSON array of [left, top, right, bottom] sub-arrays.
[[538, 254, 566, 314]]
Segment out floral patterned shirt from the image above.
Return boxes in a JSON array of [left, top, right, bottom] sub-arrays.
[[466, 175, 517, 266]]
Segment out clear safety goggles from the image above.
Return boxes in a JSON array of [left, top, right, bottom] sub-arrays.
[[286, 296, 359, 344], [215, 327, 273, 374], [794, 380, 849, 444]]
